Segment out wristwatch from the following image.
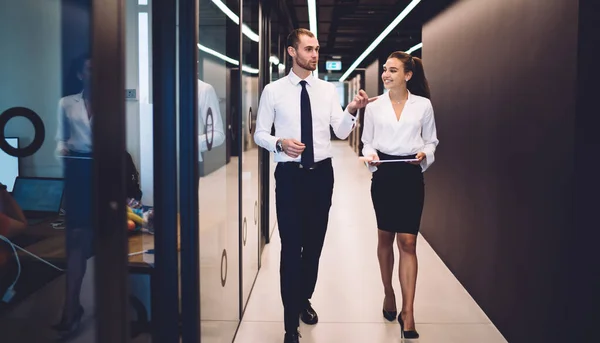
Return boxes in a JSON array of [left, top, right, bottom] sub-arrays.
[[276, 139, 284, 153]]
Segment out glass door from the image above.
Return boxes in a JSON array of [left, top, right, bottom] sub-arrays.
[[239, 0, 261, 311], [0, 0, 130, 342], [196, 0, 241, 341]]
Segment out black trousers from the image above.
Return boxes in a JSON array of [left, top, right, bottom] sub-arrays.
[[275, 158, 334, 333]]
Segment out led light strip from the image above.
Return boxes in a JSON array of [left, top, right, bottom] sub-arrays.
[[197, 43, 259, 74], [338, 0, 422, 82], [307, 0, 319, 77], [211, 0, 259, 42], [405, 42, 423, 54]]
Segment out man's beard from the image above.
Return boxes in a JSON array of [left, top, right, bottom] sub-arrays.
[[297, 58, 316, 71]]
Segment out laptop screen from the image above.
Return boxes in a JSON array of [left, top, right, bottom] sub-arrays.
[[0, 138, 19, 192], [12, 177, 65, 213]]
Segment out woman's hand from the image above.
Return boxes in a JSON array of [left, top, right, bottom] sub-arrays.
[[409, 152, 426, 165], [368, 154, 381, 167]]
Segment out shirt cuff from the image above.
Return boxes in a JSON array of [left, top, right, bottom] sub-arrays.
[[56, 141, 66, 153], [343, 109, 358, 130], [270, 136, 281, 153], [420, 151, 435, 172]]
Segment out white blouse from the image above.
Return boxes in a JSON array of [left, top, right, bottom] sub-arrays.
[[361, 90, 439, 172], [55, 92, 93, 154]]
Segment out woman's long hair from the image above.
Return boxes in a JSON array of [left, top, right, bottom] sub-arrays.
[[387, 51, 431, 99], [63, 53, 89, 97]]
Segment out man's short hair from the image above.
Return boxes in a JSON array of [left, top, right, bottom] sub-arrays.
[[287, 28, 315, 49]]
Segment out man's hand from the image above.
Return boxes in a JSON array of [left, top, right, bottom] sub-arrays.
[[409, 152, 426, 165], [281, 139, 305, 158], [347, 89, 378, 115]]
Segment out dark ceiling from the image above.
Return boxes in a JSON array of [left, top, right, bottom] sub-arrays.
[[276, 0, 456, 79]]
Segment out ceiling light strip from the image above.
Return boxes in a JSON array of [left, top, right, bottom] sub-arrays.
[[197, 43, 259, 74], [211, 0, 259, 42], [405, 42, 423, 54], [307, 0, 319, 77], [338, 0, 422, 82]]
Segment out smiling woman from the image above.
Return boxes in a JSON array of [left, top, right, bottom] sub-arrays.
[[361, 50, 439, 340]]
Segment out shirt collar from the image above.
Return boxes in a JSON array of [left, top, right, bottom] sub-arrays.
[[74, 91, 84, 102], [407, 90, 416, 103], [288, 69, 316, 87], [385, 89, 416, 104]]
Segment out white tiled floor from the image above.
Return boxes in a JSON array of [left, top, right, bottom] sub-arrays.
[[234, 142, 508, 343]]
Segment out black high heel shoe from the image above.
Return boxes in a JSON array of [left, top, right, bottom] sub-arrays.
[[383, 308, 397, 322], [398, 312, 419, 339], [382, 295, 397, 322], [52, 305, 84, 339]]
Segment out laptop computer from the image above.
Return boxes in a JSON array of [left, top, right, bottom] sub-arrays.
[[11, 177, 65, 224]]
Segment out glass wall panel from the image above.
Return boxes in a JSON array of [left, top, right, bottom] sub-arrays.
[[198, 0, 240, 341], [240, 0, 261, 310]]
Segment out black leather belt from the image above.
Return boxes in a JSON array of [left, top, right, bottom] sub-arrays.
[[282, 158, 332, 170]]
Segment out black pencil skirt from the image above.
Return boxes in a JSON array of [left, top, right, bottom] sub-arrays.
[[370, 151, 425, 235]]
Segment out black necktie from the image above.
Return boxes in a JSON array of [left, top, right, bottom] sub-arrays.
[[300, 81, 314, 168]]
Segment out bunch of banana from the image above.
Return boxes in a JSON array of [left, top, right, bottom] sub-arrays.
[[127, 206, 144, 231]]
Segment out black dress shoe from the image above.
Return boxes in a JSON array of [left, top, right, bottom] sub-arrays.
[[300, 301, 318, 325], [283, 331, 301, 343]]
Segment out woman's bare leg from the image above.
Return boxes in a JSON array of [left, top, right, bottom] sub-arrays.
[[378, 229, 397, 312], [397, 233, 418, 330]]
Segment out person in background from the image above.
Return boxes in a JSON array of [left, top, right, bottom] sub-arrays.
[[53, 53, 93, 339], [361, 51, 439, 339]]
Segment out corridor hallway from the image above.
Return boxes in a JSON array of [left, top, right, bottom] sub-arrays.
[[234, 141, 507, 343]]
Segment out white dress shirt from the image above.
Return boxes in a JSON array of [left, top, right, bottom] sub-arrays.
[[361, 90, 439, 172], [198, 80, 226, 161], [56, 92, 92, 154], [254, 70, 357, 163]]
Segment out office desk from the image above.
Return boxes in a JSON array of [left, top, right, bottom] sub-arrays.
[[0, 217, 155, 336], [14, 216, 155, 274]]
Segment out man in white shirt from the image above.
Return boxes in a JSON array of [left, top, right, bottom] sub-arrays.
[[254, 28, 373, 343]]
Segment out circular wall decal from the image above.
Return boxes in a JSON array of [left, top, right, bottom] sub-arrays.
[[247, 107, 253, 134], [254, 201, 258, 225], [205, 107, 214, 151], [0, 107, 45, 157], [243, 217, 248, 246], [220, 249, 228, 287]]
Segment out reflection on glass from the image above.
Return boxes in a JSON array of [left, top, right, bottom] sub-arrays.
[[0, 1, 98, 341], [198, 0, 240, 341], [198, 80, 226, 157], [240, 0, 260, 312], [126, 2, 154, 342], [55, 54, 94, 341]]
